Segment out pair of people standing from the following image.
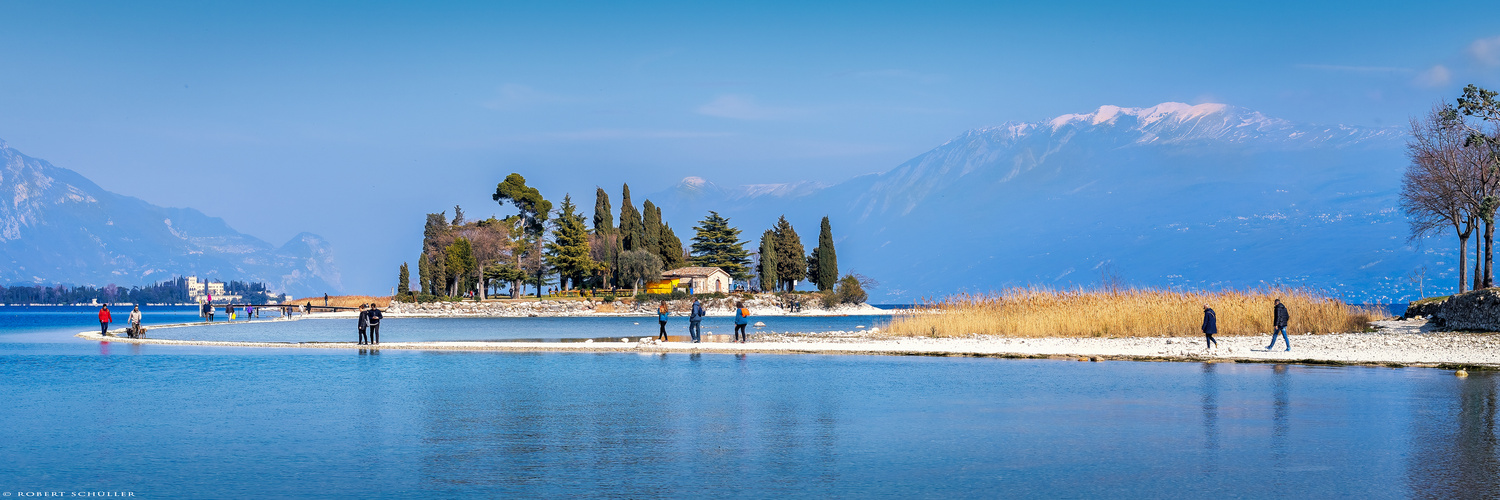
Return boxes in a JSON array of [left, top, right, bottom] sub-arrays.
[[357, 303, 383, 345], [1199, 299, 1293, 351]]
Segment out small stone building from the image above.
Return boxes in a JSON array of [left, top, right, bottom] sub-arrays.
[[661, 267, 733, 294]]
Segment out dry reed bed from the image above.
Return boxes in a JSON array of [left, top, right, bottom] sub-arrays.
[[287, 295, 391, 308], [885, 288, 1384, 338]]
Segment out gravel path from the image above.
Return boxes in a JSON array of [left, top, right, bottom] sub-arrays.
[[76, 318, 1499, 369]]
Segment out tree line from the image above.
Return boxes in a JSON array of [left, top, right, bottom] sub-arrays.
[[0, 277, 275, 305], [1402, 84, 1500, 294], [400, 173, 854, 300]]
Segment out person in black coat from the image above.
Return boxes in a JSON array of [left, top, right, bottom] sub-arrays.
[[1267, 298, 1290, 351], [367, 304, 383, 344], [1201, 305, 1218, 351], [357, 304, 369, 345]]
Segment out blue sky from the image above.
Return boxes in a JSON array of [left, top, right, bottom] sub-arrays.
[[1, 1, 1498, 293]]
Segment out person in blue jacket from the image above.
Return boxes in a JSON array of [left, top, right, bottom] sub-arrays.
[[688, 298, 705, 343], [1201, 304, 1218, 351], [656, 301, 670, 341], [733, 301, 750, 343]]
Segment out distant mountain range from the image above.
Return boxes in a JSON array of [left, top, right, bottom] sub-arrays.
[[0, 138, 341, 297], [651, 102, 1431, 303]]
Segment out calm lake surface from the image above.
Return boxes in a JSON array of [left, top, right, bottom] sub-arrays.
[[1, 306, 1496, 498]]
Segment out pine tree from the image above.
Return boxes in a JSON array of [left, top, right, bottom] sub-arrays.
[[758, 230, 777, 292], [493, 173, 552, 297], [773, 216, 806, 291], [546, 195, 598, 290], [811, 216, 838, 291], [452, 205, 465, 226], [398, 262, 410, 296], [659, 223, 686, 270], [642, 200, 661, 257], [689, 211, 752, 281]]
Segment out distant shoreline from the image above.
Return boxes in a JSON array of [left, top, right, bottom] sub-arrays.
[[75, 318, 1497, 371]]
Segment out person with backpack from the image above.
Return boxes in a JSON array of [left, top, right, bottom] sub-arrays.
[[1268, 298, 1291, 351], [733, 301, 750, 343], [1201, 304, 1217, 352], [368, 303, 383, 344], [657, 301, 670, 341], [128, 306, 143, 338], [688, 298, 705, 343]]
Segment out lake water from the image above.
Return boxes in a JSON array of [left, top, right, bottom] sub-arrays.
[[1, 306, 1496, 497]]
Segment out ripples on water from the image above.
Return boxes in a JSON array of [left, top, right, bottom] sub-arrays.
[[0, 306, 1496, 497]]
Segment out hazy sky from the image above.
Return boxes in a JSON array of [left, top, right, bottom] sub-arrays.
[[1, 1, 1498, 293]]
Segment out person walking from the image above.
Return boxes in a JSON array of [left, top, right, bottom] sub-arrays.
[[733, 301, 750, 343], [688, 298, 705, 343], [368, 303, 383, 344], [98, 305, 112, 336], [206, 303, 216, 322], [657, 301, 670, 341], [1201, 304, 1218, 351], [128, 306, 142, 338], [228, 304, 237, 321], [323, 293, 329, 307], [1268, 298, 1291, 351], [356, 304, 369, 345], [245, 305, 255, 320]]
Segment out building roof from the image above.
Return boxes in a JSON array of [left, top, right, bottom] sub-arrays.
[[662, 267, 729, 278]]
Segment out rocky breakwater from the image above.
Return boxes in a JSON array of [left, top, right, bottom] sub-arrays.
[[1429, 289, 1500, 331], [387, 295, 890, 318]]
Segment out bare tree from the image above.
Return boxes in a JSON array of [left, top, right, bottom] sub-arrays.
[[1402, 104, 1488, 293]]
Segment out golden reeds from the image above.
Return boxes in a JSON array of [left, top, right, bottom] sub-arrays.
[[884, 287, 1384, 338], [287, 295, 391, 308]]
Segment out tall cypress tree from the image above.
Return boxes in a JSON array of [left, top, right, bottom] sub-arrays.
[[660, 223, 686, 270], [689, 211, 752, 281], [758, 230, 778, 292], [398, 262, 410, 296], [619, 184, 642, 252], [642, 200, 661, 257], [416, 254, 430, 295], [593, 187, 617, 287], [772, 216, 806, 291], [430, 252, 447, 295], [811, 216, 838, 291]]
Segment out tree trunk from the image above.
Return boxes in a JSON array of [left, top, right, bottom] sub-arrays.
[[478, 262, 486, 300], [1459, 233, 1470, 294], [1487, 217, 1495, 289]]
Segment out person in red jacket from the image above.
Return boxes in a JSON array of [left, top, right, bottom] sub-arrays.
[[98, 305, 112, 336]]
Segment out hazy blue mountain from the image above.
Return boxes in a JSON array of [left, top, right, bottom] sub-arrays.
[[652, 103, 1435, 303], [0, 138, 342, 297]]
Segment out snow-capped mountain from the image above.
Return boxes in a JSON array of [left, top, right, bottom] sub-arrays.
[[0, 138, 342, 297], [651, 102, 1430, 303]]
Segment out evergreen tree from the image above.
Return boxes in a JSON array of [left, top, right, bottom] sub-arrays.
[[758, 230, 777, 292], [689, 211, 752, 281], [398, 262, 410, 296], [430, 252, 447, 295], [546, 195, 598, 290], [773, 216, 806, 291], [641, 200, 661, 257], [423, 212, 450, 254], [416, 254, 431, 294], [493, 173, 553, 297], [811, 216, 838, 291], [592, 187, 618, 288], [619, 184, 643, 252], [452, 205, 465, 226], [593, 187, 614, 233], [659, 223, 686, 270], [445, 237, 476, 296]]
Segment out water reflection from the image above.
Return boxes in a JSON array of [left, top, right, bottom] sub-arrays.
[[1407, 372, 1499, 496], [1201, 362, 1219, 475], [1271, 364, 1289, 472]]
